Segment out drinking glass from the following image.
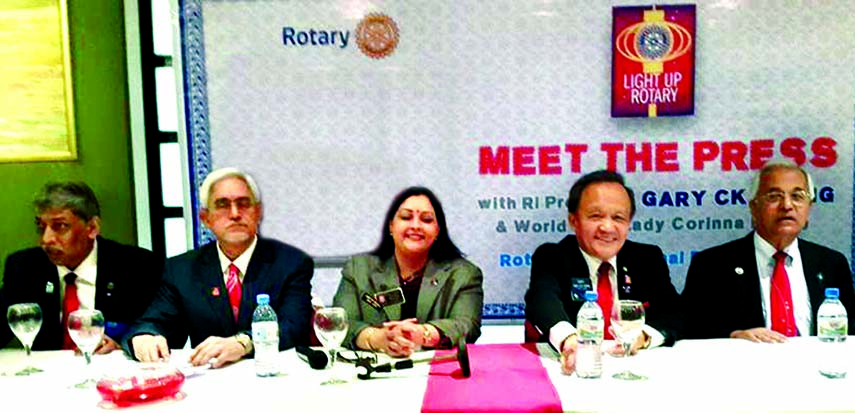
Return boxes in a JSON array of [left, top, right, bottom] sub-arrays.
[[6, 303, 43, 375], [313, 307, 348, 385], [68, 309, 105, 388], [610, 300, 646, 380]]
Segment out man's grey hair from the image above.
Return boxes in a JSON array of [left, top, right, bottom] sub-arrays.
[[748, 158, 816, 202], [34, 182, 101, 221], [199, 167, 262, 208]]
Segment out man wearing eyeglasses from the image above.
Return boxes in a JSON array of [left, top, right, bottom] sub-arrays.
[[682, 160, 855, 341], [125, 167, 314, 368]]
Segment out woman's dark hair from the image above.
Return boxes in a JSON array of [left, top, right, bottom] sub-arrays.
[[370, 186, 463, 262]]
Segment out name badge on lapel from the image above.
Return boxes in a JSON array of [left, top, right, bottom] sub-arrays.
[[374, 288, 405, 307], [45, 281, 54, 294], [570, 278, 593, 302]]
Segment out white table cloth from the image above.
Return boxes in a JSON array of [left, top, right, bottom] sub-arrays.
[[1, 335, 853, 412]]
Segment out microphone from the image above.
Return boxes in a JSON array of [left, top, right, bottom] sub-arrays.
[[356, 338, 470, 379], [361, 292, 390, 321], [295, 346, 329, 370]]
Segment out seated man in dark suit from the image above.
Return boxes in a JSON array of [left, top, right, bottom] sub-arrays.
[[525, 170, 681, 375], [682, 160, 855, 341], [0, 182, 162, 352], [126, 167, 314, 368]]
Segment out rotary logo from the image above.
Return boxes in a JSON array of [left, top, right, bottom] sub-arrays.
[[355, 13, 399, 59], [614, 8, 692, 75]]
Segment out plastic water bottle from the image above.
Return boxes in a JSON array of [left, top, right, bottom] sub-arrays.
[[576, 291, 604, 378], [817, 287, 848, 378], [252, 294, 280, 377]]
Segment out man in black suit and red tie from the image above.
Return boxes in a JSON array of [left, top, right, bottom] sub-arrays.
[[682, 160, 855, 341], [0, 182, 162, 352], [525, 170, 681, 375], [126, 167, 314, 368]]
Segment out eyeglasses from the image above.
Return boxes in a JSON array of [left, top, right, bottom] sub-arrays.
[[210, 197, 255, 213], [757, 190, 812, 206]]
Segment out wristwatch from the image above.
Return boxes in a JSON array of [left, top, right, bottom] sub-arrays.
[[234, 333, 253, 355]]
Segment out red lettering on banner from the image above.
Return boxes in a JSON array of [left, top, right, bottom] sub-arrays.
[[656, 142, 679, 172], [811, 137, 837, 167], [750, 139, 774, 169], [564, 144, 588, 173], [721, 141, 748, 171], [602, 142, 680, 172], [693, 137, 838, 171], [601, 143, 622, 171], [481, 145, 588, 176], [481, 137, 837, 175], [693, 141, 719, 171], [539, 145, 562, 175], [479, 146, 510, 174], [780, 137, 806, 165], [513, 147, 536, 175], [626, 143, 652, 172]]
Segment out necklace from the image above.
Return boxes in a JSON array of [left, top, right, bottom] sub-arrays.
[[399, 266, 426, 286]]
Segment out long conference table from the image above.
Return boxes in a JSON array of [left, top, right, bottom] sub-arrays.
[[1, 326, 854, 412]]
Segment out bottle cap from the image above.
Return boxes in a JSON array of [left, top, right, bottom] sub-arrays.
[[584, 290, 598, 301], [256, 294, 270, 305], [825, 288, 839, 299]]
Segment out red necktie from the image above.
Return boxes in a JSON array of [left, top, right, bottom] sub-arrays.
[[771, 251, 797, 337], [61, 272, 80, 350], [596, 262, 614, 340], [227, 264, 242, 323]]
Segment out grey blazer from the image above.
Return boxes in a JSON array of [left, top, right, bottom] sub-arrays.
[[332, 254, 484, 348]]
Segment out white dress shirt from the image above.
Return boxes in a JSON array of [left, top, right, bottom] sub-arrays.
[[57, 240, 99, 321], [549, 247, 665, 351], [216, 236, 258, 284], [753, 233, 812, 335]]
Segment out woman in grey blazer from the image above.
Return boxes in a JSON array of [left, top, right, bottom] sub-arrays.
[[332, 186, 484, 357]]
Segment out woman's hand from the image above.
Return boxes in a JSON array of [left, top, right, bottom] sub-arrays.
[[382, 318, 420, 357], [357, 319, 440, 357]]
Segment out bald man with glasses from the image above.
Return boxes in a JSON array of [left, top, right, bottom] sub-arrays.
[[682, 160, 855, 341]]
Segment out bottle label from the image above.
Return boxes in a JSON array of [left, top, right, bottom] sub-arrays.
[[253, 321, 279, 342], [577, 321, 604, 341], [818, 319, 847, 337]]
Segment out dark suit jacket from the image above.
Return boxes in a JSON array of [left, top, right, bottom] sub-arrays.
[[124, 237, 314, 355], [525, 235, 682, 346], [332, 255, 484, 348], [681, 232, 855, 339], [0, 237, 162, 350]]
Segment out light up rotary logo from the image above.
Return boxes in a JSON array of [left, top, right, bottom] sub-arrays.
[[355, 13, 399, 59], [615, 12, 691, 73]]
